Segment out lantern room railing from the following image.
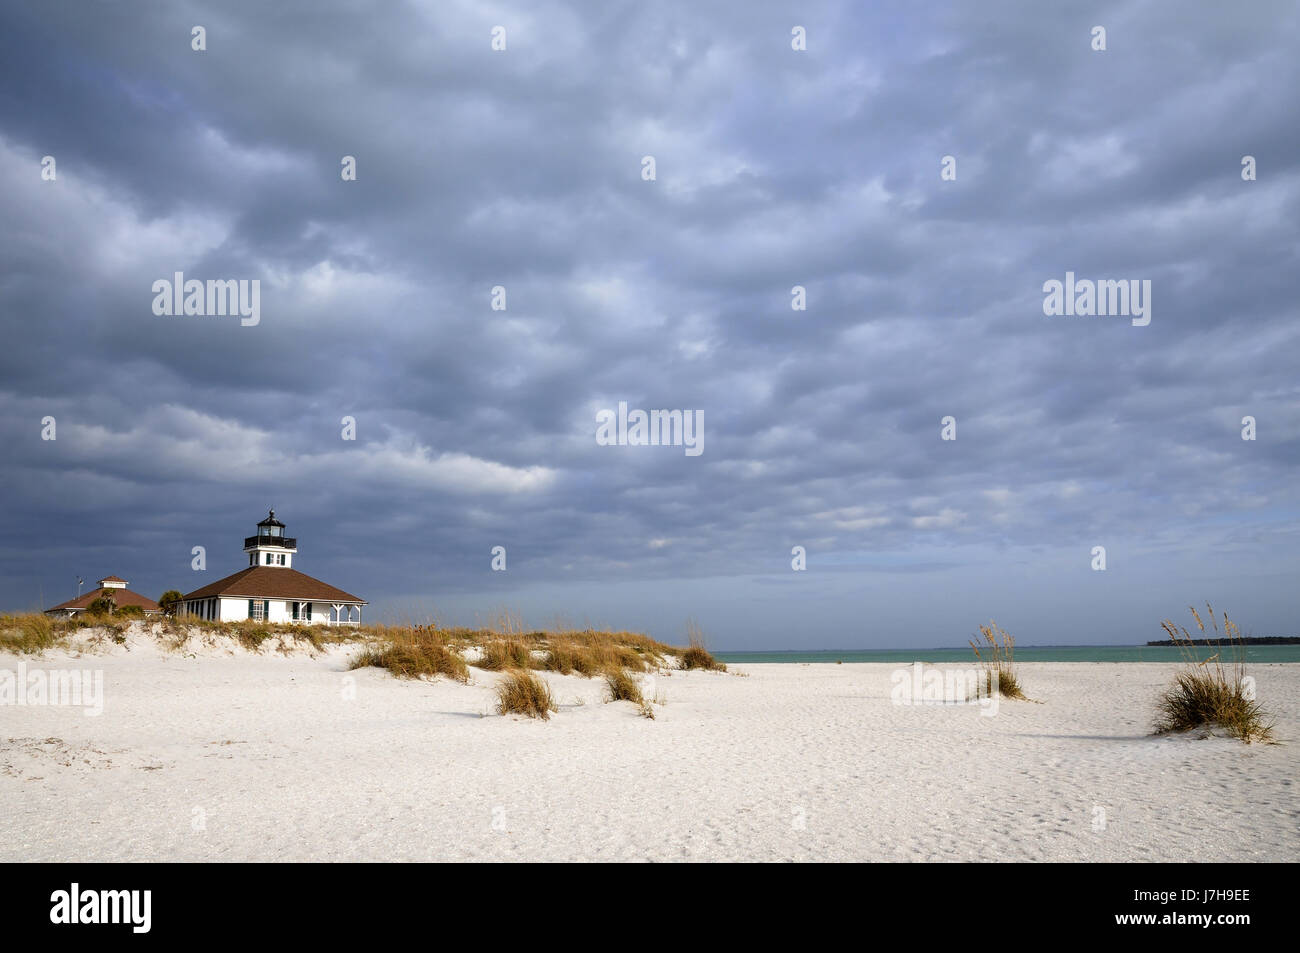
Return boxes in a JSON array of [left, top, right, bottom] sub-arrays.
[[244, 535, 297, 549]]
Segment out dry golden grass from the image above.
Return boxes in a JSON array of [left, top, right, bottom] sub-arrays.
[[282, 626, 326, 652], [677, 620, 726, 671], [377, 621, 667, 671], [604, 668, 645, 704], [350, 625, 470, 682], [0, 613, 58, 653], [495, 669, 557, 719], [0, 612, 137, 651], [0, 614, 426, 659], [230, 619, 276, 651], [437, 627, 661, 676], [476, 638, 535, 671], [538, 639, 582, 675], [210, 619, 345, 651], [1154, 604, 1273, 744], [352, 620, 679, 719], [341, 621, 679, 693], [969, 620, 1028, 700], [2, 610, 707, 723], [561, 635, 648, 673], [604, 669, 660, 719]]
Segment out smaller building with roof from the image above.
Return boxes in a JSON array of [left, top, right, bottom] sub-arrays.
[[45, 576, 162, 618]]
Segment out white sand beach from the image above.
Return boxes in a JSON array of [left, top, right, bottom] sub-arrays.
[[3, 632, 1296, 862]]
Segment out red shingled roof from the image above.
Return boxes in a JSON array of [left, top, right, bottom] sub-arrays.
[[47, 587, 161, 612], [182, 567, 365, 604]]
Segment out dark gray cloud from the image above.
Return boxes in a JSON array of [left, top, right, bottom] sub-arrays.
[[2, 1, 1297, 648]]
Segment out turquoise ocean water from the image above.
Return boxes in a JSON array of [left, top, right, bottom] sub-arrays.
[[716, 645, 1300, 664]]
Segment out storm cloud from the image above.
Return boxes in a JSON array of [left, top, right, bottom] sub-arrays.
[[1, 1, 1297, 648]]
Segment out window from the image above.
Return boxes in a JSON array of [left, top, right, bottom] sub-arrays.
[[304, 602, 312, 622], [249, 554, 255, 567], [280, 554, 286, 565], [265, 553, 272, 565], [291, 601, 299, 621], [249, 600, 265, 621]]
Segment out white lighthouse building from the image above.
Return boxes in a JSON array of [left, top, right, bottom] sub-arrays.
[[180, 511, 366, 625]]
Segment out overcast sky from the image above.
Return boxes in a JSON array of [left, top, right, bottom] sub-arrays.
[[1, 1, 1296, 649]]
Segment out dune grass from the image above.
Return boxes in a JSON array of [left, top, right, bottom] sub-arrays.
[[0, 612, 135, 652], [969, 620, 1028, 700], [3, 609, 689, 675], [281, 626, 326, 652], [476, 638, 535, 671], [495, 669, 557, 719], [0, 613, 58, 654], [3, 610, 707, 722], [538, 638, 582, 675], [349, 624, 470, 682], [604, 668, 645, 703], [603, 668, 659, 719], [349, 620, 701, 721], [1154, 605, 1273, 744], [547, 634, 649, 674], [230, 619, 276, 652], [677, 620, 726, 671], [417, 626, 662, 675]]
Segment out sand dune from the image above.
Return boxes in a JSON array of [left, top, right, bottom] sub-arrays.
[[3, 634, 1296, 862]]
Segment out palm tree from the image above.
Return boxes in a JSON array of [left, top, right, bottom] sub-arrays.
[[87, 590, 116, 615]]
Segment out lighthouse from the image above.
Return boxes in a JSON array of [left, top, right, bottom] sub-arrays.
[[180, 511, 366, 625], [245, 510, 297, 568]]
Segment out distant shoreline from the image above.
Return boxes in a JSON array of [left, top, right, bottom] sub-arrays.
[[716, 643, 1300, 663], [719, 638, 1300, 654], [1143, 636, 1300, 646]]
